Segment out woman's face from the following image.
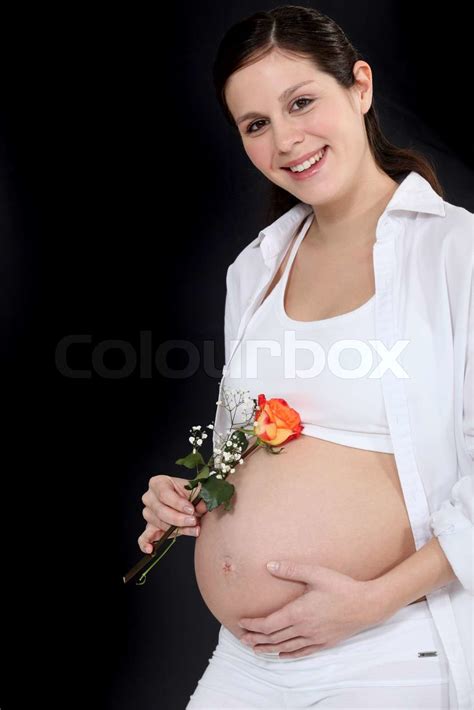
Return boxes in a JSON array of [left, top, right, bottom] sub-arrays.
[[224, 49, 374, 206]]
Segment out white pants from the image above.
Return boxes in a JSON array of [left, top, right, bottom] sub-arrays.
[[186, 599, 450, 709]]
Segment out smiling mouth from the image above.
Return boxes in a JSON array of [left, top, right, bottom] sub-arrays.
[[281, 145, 328, 172], [279, 146, 329, 181]]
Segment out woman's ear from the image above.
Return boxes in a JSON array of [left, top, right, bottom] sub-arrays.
[[352, 60, 373, 115]]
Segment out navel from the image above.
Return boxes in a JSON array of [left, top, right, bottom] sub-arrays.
[[221, 555, 236, 574]]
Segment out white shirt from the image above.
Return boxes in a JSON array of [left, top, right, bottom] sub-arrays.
[[213, 171, 474, 708]]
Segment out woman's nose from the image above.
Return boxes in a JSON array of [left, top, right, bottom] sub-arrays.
[[273, 130, 306, 155], [270, 115, 305, 148]]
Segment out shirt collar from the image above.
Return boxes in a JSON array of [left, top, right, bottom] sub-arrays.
[[253, 170, 446, 265]]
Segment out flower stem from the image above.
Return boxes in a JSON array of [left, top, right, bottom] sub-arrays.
[[136, 535, 178, 585]]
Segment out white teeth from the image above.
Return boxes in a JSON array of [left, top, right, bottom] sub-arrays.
[[289, 147, 326, 172]]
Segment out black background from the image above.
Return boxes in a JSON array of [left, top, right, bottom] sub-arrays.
[[1, 2, 472, 709]]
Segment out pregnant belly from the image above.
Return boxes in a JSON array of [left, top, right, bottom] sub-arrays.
[[194, 434, 424, 641]]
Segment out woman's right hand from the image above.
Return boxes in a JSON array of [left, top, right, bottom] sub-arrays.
[[138, 475, 208, 554]]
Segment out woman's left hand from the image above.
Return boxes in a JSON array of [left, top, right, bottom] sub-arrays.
[[238, 560, 384, 658]]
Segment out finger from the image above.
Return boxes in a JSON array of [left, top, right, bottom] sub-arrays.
[[147, 476, 197, 516], [138, 524, 163, 553], [253, 636, 307, 655], [194, 498, 208, 517], [192, 482, 208, 516], [279, 642, 327, 658], [170, 480, 207, 517], [138, 518, 199, 554], [239, 609, 294, 635], [242, 626, 296, 647], [142, 505, 200, 537], [145, 481, 198, 524], [175, 479, 208, 517]]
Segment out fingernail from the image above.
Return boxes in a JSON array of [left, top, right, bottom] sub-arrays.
[[184, 506, 194, 514]]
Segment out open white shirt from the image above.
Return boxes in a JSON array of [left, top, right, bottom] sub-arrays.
[[213, 171, 474, 708]]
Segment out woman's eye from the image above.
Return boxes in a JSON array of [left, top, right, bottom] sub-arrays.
[[292, 97, 313, 111], [245, 97, 314, 134], [246, 119, 267, 134]]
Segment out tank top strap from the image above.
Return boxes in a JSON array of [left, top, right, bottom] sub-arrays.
[[279, 211, 314, 288]]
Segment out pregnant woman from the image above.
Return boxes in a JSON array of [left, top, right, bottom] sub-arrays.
[[139, 7, 473, 709]]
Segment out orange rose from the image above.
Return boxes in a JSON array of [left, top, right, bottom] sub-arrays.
[[253, 393, 304, 446]]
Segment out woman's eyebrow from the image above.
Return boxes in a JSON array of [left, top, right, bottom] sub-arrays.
[[236, 80, 317, 125]]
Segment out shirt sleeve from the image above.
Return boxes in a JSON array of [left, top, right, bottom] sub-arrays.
[[429, 267, 474, 594]]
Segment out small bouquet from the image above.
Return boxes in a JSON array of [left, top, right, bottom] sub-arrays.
[[123, 387, 303, 585]]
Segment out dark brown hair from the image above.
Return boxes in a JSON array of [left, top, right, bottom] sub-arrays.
[[212, 5, 444, 223]]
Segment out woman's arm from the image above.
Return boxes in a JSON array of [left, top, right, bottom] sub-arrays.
[[371, 536, 458, 617]]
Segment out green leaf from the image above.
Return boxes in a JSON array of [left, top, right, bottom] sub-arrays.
[[184, 465, 212, 493], [175, 451, 205, 469], [195, 465, 210, 480], [199, 476, 235, 512]]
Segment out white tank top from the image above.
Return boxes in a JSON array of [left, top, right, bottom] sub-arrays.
[[223, 213, 394, 454]]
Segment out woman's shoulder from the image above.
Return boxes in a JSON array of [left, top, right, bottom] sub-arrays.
[[440, 201, 473, 272], [442, 199, 474, 232], [225, 237, 266, 320], [409, 198, 473, 269], [227, 201, 310, 278]]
